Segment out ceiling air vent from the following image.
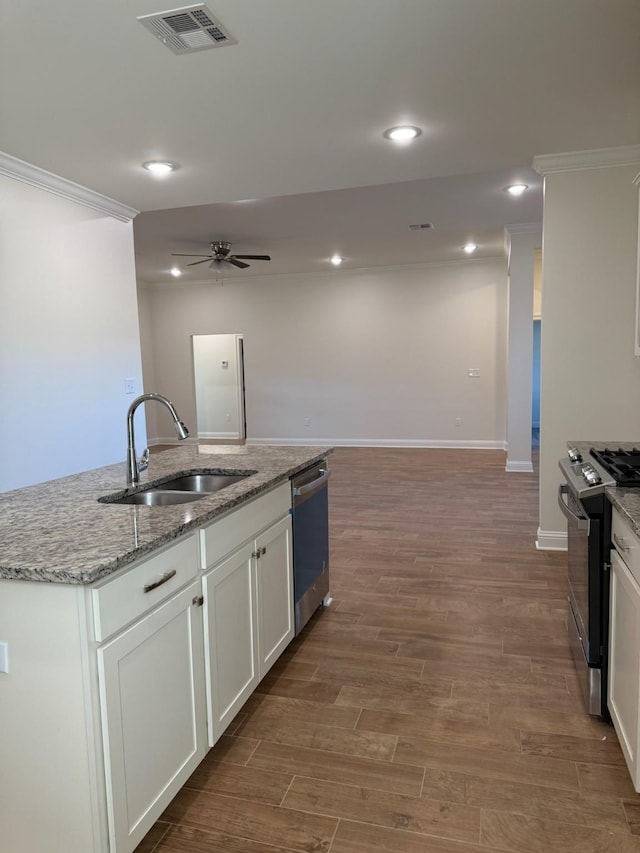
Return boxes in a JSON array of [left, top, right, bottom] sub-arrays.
[[408, 223, 434, 231], [138, 5, 236, 54]]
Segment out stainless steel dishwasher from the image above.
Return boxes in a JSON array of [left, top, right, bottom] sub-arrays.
[[291, 461, 331, 634]]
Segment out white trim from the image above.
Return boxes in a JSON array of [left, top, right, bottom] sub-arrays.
[[147, 436, 199, 447], [197, 431, 240, 440], [247, 437, 507, 450], [533, 145, 640, 176], [0, 151, 139, 222], [505, 460, 534, 473], [536, 528, 568, 551]]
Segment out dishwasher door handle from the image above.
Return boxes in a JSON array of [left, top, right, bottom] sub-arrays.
[[558, 483, 590, 531], [293, 468, 331, 498]]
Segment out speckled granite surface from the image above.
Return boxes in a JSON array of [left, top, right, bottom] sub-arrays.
[[0, 445, 332, 586], [568, 440, 640, 537]]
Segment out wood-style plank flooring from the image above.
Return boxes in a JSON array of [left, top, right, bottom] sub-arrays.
[[137, 447, 640, 852]]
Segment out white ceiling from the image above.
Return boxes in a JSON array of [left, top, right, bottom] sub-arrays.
[[1, 0, 639, 280]]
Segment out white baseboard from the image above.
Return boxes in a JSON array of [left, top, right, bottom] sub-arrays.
[[197, 431, 241, 440], [536, 527, 567, 551], [247, 437, 508, 450], [147, 436, 199, 447], [505, 460, 534, 473]]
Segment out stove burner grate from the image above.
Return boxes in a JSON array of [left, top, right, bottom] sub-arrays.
[[590, 448, 640, 486]]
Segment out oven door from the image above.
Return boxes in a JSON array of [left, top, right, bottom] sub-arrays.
[[558, 483, 601, 666]]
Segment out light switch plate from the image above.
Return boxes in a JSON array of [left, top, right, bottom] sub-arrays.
[[0, 642, 9, 673]]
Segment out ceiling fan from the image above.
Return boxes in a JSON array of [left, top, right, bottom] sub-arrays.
[[171, 240, 271, 270]]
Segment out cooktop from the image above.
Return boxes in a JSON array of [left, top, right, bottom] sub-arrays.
[[590, 447, 640, 486]]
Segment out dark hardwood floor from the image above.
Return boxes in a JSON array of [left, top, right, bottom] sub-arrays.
[[137, 447, 640, 852]]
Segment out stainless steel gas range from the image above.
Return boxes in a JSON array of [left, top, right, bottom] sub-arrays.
[[559, 445, 640, 719]]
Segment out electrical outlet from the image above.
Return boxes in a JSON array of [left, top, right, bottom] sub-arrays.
[[125, 378, 136, 394], [304, 418, 311, 428], [455, 417, 462, 427]]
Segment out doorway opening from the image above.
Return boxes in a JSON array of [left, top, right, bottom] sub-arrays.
[[532, 319, 541, 448]]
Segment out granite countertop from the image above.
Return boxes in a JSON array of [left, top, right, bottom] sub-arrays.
[[0, 445, 333, 586], [568, 440, 640, 537]]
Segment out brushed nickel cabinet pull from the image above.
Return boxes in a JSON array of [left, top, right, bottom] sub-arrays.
[[143, 569, 177, 593], [252, 550, 260, 559]]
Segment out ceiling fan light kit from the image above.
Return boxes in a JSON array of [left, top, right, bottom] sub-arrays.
[[171, 240, 271, 272]]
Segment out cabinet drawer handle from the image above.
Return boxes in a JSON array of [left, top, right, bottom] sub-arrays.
[[143, 569, 177, 593], [613, 533, 632, 553]]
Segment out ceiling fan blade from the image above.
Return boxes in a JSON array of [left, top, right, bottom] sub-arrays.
[[227, 258, 250, 269], [232, 254, 271, 261], [171, 253, 213, 257], [187, 258, 215, 266]]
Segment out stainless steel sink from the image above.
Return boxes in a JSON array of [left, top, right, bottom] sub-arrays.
[[159, 473, 250, 492], [99, 470, 253, 506], [110, 490, 208, 506]]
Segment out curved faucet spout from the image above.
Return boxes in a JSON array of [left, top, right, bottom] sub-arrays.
[[126, 393, 190, 485]]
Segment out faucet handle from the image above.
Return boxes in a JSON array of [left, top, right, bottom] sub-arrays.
[[139, 448, 150, 472]]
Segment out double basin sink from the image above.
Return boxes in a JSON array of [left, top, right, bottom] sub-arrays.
[[100, 472, 253, 507]]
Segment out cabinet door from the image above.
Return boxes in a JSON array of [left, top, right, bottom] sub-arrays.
[[256, 515, 294, 677], [609, 549, 640, 790], [97, 581, 207, 852], [203, 541, 258, 746]]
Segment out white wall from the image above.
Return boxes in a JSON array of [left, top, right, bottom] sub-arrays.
[[538, 162, 640, 546], [0, 174, 144, 491], [138, 259, 508, 446]]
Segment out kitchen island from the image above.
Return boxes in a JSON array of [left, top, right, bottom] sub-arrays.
[[0, 444, 332, 853]]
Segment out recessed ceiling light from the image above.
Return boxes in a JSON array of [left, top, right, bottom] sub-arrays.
[[330, 255, 343, 266], [170, 266, 182, 277], [463, 243, 478, 254], [142, 161, 176, 176], [383, 126, 422, 142], [505, 184, 528, 196]]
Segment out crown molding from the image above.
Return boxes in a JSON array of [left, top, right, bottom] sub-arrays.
[[533, 145, 640, 176], [0, 151, 138, 222]]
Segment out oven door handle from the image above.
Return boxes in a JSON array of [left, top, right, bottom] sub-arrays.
[[558, 483, 590, 531]]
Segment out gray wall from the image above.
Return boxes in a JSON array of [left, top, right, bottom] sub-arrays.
[[138, 258, 508, 447]]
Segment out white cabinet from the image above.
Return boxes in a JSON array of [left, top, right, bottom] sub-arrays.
[[0, 478, 297, 853], [203, 541, 259, 743], [609, 507, 640, 791], [201, 483, 294, 745], [91, 533, 205, 851], [97, 575, 207, 850], [256, 515, 294, 674]]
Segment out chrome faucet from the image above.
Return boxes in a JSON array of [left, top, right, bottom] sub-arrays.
[[126, 393, 189, 485]]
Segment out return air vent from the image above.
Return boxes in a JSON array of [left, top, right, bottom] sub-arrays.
[[138, 5, 236, 54], [408, 223, 434, 231]]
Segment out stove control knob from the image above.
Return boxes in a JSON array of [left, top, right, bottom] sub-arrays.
[[582, 465, 601, 486], [568, 447, 583, 463]]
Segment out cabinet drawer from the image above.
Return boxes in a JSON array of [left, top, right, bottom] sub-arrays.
[[201, 481, 291, 568], [92, 534, 199, 642], [612, 509, 640, 587]]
